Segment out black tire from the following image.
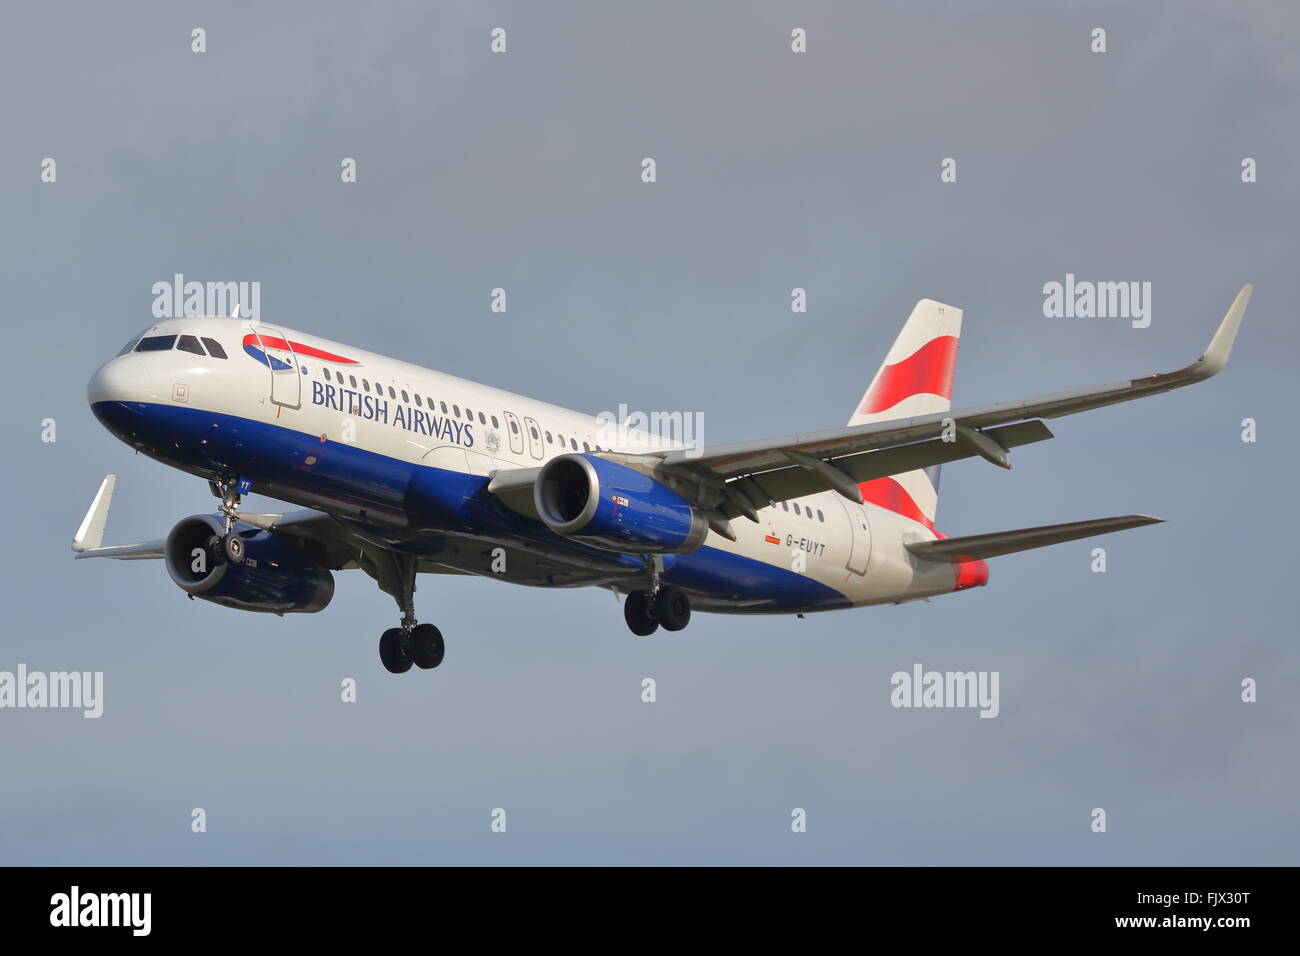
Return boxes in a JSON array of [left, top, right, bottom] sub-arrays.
[[204, 534, 227, 567], [379, 628, 413, 674], [221, 532, 245, 564], [624, 590, 658, 637], [654, 585, 691, 632], [409, 623, 445, 669]]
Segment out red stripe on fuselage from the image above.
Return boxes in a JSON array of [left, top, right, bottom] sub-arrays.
[[242, 333, 359, 365], [859, 335, 959, 415]]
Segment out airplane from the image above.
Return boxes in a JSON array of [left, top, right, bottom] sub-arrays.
[[74, 286, 1252, 673]]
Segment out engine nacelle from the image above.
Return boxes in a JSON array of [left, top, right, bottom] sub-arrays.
[[164, 515, 335, 614], [534, 454, 707, 554]]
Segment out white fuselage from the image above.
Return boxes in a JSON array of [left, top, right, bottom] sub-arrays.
[[88, 317, 970, 613]]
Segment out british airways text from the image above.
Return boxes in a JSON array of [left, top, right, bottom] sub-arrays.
[[311, 381, 474, 446]]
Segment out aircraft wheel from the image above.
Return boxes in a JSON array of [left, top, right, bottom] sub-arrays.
[[624, 590, 659, 637], [221, 532, 245, 565], [204, 534, 227, 568], [379, 628, 413, 674], [409, 623, 445, 669], [654, 585, 691, 632]]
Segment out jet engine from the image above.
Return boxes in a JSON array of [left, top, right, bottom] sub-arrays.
[[164, 515, 334, 614], [533, 454, 708, 554]]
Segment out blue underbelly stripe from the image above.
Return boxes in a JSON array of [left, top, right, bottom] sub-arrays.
[[90, 401, 851, 612]]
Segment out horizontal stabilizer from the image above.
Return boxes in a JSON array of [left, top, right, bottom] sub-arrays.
[[906, 514, 1163, 562]]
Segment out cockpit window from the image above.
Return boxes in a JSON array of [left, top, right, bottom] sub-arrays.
[[135, 335, 177, 352], [116, 336, 144, 356], [177, 335, 206, 356], [201, 337, 228, 359]]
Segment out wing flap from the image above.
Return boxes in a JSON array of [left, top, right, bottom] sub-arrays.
[[712, 420, 1053, 518]]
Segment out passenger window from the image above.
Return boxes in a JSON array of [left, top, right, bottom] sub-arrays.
[[362, 379, 370, 391], [441, 402, 448, 414], [177, 335, 206, 356], [545, 431, 553, 443], [817, 509, 824, 522], [349, 375, 357, 388], [478, 412, 486, 425], [415, 394, 423, 407], [530, 426, 539, 440], [793, 503, 801, 516], [453, 405, 461, 417], [135, 335, 177, 352], [509, 420, 519, 434], [570, 439, 577, 450], [465, 407, 473, 420], [582, 442, 590, 452], [323, 368, 332, 382], [200, 337, 227, 359], [491, 416, 499, 428], [781, 501, 789, 511], [389, 387, 397, 399]]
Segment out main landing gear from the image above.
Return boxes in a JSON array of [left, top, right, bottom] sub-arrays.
[[623, 555, 691, 637], [374, 551, 445, 674], [379, 623, 444, 674], [207, 476, 250, 566]]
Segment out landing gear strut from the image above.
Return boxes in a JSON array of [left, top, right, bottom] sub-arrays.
[[209, 476, 249, 565], [622, 555, 691, 636], [374, 551, 445, 674]]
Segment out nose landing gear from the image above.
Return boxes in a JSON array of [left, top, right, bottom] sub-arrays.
[[207, 476, 251, 565]]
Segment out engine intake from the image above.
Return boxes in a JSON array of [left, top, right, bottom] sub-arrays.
[[534, 454, 707, 554], [164, 515, 334, 614]]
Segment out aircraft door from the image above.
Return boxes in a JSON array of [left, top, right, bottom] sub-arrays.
[[523, 416, 544, 460], [252, 326, 302, 409], [503, 411, 525, 455], [838, 497, 871, 575]]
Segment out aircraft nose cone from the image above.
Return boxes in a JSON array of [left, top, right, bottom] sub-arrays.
[[87, 357, 151, 406]]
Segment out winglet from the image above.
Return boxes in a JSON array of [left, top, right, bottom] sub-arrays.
[[1195, 284, 1252, 379], [72, 475, 116, 552]]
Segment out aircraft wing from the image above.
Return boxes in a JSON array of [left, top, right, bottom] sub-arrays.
[[71, 475, 359, 567], [71, 475, 164, 559], [645, 285, 1251, 523]]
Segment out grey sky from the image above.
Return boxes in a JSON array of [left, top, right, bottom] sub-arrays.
[[0, 1, 1296, 864]]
